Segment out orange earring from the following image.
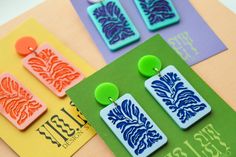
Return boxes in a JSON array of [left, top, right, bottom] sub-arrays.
[[15, 36, 84, 97]]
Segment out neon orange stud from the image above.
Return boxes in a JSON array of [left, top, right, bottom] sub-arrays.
[[15, 36, 38, 56]]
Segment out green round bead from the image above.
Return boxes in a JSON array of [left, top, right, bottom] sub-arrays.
[[94, 82, 119, 106], [138, 55, 162, 77]]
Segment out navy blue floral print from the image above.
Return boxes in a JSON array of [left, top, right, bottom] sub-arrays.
[[138, 0, 176, 25], [107, 99, 162, 155], [151, 72, 207, 123], [93, 2, 135, 45]]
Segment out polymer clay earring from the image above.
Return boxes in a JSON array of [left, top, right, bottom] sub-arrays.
[[138, 55, 211, 129], [87, 0, 140, 51], [134, 0, 180, 31], [0, 73, 47, 130], [15, 36, 84, 97], [95, 82, 167, 157]]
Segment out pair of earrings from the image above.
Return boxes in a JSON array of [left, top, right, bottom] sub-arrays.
[[87, 0, 180, 51], [95, 55, 211, 156], [0, 36, 85, 130]]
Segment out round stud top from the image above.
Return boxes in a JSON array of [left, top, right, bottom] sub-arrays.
[[95, 82, 119, 106], [15, 36, 38, 56], [138, 55, 162, 77]]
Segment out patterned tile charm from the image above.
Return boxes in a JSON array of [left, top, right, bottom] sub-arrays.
[[134, 0, 180, 31], [87, 0, 140, 51], [100, 93, 167, 157], [23, 44, 84, 97], [145, 65, 211, 129], [0, 73, 47, 130]]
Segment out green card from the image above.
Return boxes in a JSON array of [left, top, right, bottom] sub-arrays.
[[67, 35, 236, 156]]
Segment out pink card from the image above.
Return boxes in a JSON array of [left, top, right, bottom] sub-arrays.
[[22, 44, 84, 97], [0, 73, 47, 130]]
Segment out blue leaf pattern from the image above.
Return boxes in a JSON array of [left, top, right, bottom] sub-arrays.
[[93, 2, 135, 45], [138, 0, 176, 25], [151, 72, 207, 123], [107, 99, 162, 155]]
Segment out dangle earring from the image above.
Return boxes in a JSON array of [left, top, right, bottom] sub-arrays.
[[134, 0, 180, 31], [0, 73, 47, 130], [138, 55, 211, 129], [95, 82, 167, 157], [87, 0, 140, 51], [15, 36, 84, 97]]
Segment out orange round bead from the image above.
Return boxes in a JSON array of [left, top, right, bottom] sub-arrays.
[[15, 36, 38, 56]]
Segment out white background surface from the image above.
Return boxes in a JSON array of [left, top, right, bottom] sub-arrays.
[[219, 0, 236, 14], [0, 0, 44, 25]]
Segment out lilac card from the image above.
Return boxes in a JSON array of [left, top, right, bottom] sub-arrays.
[[71, 0, 226, 65]]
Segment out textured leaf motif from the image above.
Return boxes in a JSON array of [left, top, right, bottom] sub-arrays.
[[0, 76, 42, 125], [152, 80, 171, 98], [93, 1, 135, 45], [151, 72, 207, 123], [107, 99, 162, 155], [139, 0, 176, 25], [28, 48, 80, 93]]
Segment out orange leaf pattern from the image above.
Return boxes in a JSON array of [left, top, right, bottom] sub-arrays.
[[0, 74, 44, 129], [25, 45, 82, 97]]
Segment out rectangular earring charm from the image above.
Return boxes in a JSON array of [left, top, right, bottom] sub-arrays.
[[100, 93, 167, 157], [134, 0, 180, 31], [0, 73, 47, 130], [22, 44, 84, 97], [87, 0, 140, 51], [145, 65, 211, 129]]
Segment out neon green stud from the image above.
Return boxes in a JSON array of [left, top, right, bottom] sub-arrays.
[[138, 55, 162, 77], [95, 82, 119, 106]]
